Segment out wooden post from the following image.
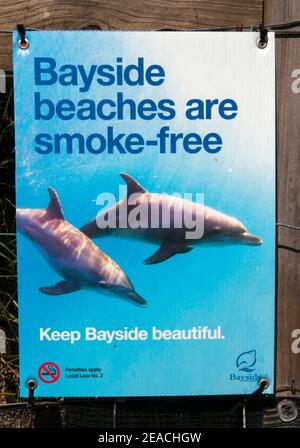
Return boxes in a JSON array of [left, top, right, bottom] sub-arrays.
[[0, 0, 262, 71], [265, 0, 300, 397]]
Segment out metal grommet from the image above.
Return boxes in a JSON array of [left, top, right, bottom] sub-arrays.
[[277, 399, 298, 423], [257, 38, 267, 49], [26, 378, 37, 390], [18, 38, 30, 50], [259, 378, 270, 389]]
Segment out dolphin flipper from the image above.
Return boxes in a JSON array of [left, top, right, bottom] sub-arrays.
[[39, 280, 80, 295], [144, 242, 193, 265]]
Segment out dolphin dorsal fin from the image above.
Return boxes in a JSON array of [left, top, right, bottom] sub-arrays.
[[46, 187, 64, 220], [120, 173, 146, 196]]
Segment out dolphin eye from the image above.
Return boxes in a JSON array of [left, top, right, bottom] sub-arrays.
[[212, 226, 221, 233]]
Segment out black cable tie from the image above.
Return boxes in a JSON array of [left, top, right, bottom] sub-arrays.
[[16, 24, 26, 44], [270, 20, 300, 30], [27, 388, 35, 407], [260, 26, 268, 43], [16, 24, 30, 50], [251, 382, 266, 397], [26, 379, 37, 407], [257, 24, 268, 49], [230, 378, 269, 415]]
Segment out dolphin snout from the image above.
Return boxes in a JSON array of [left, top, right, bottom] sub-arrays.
[[117, 288, 147, 307], [102, 282, 147, 307], [238, 232, 263, 246], [126, 290, 147, 307]]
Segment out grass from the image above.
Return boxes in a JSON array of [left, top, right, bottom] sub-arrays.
[[0, 82, 19, 402]]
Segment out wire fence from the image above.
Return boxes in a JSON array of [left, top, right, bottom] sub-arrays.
[[1, 398, 300, 428]]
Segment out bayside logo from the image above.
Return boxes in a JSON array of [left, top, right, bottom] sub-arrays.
[[236, 349, 256, 372], [230, 350, 262, 383]]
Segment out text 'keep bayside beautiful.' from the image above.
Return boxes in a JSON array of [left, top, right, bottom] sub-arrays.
[[39, 326, 225, 344]]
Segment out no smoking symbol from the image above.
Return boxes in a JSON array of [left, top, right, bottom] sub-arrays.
[[38, 362, 60, 384]]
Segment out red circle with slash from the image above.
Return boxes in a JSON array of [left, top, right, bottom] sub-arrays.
[[38, 362, 60, 384]]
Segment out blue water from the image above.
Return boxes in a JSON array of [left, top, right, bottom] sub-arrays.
[[13, 31, 275, 397]]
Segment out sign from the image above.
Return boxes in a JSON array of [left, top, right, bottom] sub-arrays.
[[14, 31, 275, 397], [38, 362, 60, 384]]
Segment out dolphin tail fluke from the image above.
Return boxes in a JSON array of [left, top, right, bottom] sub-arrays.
[[80, 219, 102, 239], [39, 280, 80, 295], [144, 242, 193, 265], [120, 173, 147, 196]]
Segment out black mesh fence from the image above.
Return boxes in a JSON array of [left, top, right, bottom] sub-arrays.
[[1, 398, 299, 428]]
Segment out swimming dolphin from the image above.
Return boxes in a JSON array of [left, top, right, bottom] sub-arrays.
[[16, 187, 146, 306], [80, 174, 263, 265]]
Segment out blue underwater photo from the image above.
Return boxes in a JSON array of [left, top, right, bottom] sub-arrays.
[[13, 31, 275, 397]]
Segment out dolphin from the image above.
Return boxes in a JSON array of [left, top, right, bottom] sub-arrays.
[[80, 174, 263, 265], [16, 187, 146, 306]]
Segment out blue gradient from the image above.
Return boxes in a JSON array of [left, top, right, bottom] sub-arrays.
[[13, 31, 275, 397]]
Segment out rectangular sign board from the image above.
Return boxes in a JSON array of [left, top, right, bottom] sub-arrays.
[[14, 31, 275, 397]]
